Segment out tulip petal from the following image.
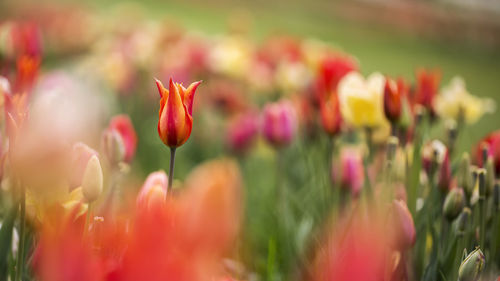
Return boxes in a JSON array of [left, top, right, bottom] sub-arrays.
[[182, 81, 201, 116]]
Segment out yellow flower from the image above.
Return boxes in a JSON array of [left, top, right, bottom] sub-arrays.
[[435, 76, 495, 124], [26, 184, 87, 223], [338, 72, 387, 128], [209, 35, 252, 79]]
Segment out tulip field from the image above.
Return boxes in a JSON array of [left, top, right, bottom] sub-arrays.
[[1, 1, 500, 281]]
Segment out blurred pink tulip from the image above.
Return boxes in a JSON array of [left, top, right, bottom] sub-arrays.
[[333, 146, 364, 196], [136, 171, 168, 210], [227, 111, 259, 154], [261, 99, 297, 148]]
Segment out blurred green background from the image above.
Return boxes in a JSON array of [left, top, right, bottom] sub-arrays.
[[88, 0, 500, 149]]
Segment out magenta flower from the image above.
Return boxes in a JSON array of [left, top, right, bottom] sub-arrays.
[[227, 111, 259, 153], [261, 99, 297, 148]]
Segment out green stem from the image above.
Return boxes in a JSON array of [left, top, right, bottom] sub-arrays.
[[452, 233, 465, 281], [492, 207, 500, 269], [167, 147, 176, 198], [15, 184, 26, 281], [479, 197, 486, 249]]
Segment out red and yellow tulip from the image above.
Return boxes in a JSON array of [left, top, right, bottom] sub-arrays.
[[155, 78, 201, 148]]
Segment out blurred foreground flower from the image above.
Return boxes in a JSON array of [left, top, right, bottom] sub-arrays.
[[390, 199, 416, 250], [136, 170, 168, 209], [33, 158, 242, 281], [310, 212, 393, 281]]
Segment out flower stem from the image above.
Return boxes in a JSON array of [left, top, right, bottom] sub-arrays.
[[167, 147, 177, 198], [84, 202, 92, 235], [15, 183, 26, 281]]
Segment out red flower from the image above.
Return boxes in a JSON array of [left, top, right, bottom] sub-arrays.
[[316, 55, 357, 98], [156, 78, 201, 148], [476, 130, 500, 175], [413, 69, 440, 116], [319, 91, 342, 136], [383, 78, 409, 123]]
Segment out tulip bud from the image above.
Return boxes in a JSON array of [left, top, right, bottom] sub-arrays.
[[438, 150, 451, 191], [470, 168, 480, 206], [456, 207, 471, 235], [262, 99, 297, 148], [458, 248, 485, 281], [82, 155, 103, 202], [70, 142, 99, 189], [443, 188, 465, 221], [458, 153, 473, 197], [156, 78, 202, 148], [391, 199, 416, 250], [108, 115, 137, 163], [477, 168, 486, 198], [384, 78, 401, 123], [101, 129, 126, 166], [136, 171, 168, 209], [485, 156, 496, 196]]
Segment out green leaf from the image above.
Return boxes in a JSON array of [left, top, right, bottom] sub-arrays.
[[0, 206, 18, 281]]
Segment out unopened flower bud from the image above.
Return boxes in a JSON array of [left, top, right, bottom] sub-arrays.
[[477, 169, 486, 198], [82, 155, 103, 202], [438, 151, 451, 191], [485, 156, 496, 196], [108, 115, 137, 163], [456, 207, 471, 235], [458, 153, 473, 197], [137, 171, 168, 210], [458, 248, 485, 281], [102, 129, 126, 166], [443, 188, 465, 221]]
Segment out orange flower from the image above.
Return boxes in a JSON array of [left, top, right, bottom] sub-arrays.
[[155, 78, 201, 147], [319, 92, 342, 136]]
